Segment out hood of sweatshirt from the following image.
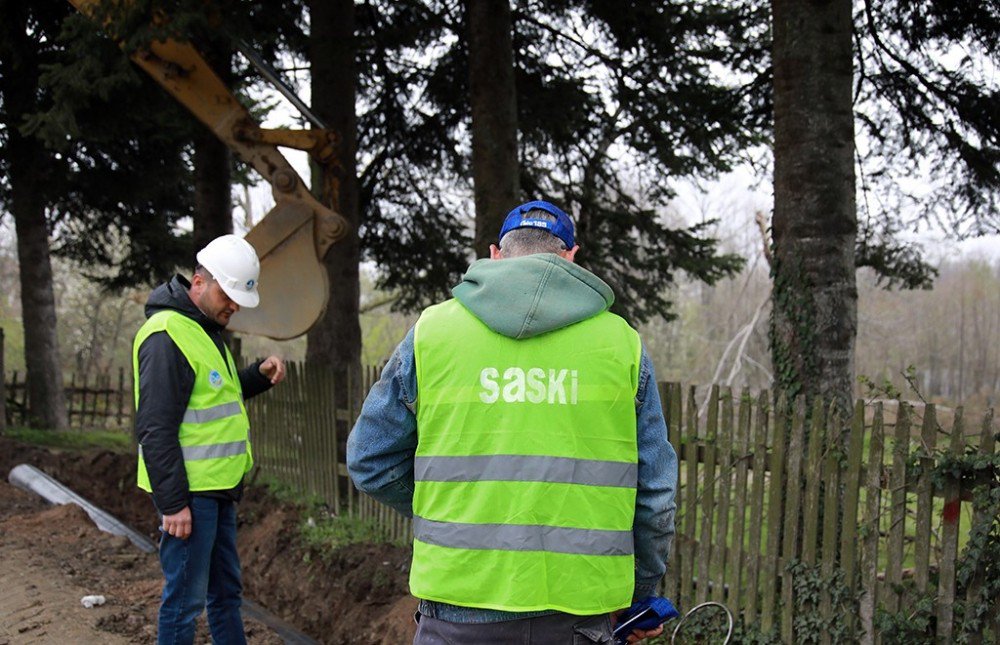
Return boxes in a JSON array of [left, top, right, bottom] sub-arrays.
[[451, 254, 615, 339], [144, 274, 224, 333]]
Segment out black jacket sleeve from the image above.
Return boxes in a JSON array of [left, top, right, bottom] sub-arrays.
[[238, 359, 274, 400], [135, 332, 194, 515]]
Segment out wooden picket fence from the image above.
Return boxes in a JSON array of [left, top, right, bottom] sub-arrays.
[[660, 383, 999, 643], [3, 367, 132, 430], [245, 364, 999, 641]]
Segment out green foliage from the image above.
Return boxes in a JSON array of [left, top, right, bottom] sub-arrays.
[[299, 513, 397, 554], [2, 426, 132, 452], [256, 474, 325, 509], [874, 446, 1000, 642], [651, 601, 745, 644], [256, 475, 400, 553], [874, 589, 937, 644], [355, 0, 759, 323], [856, 1, 1000, 238], [857, 372, 903, 401], [954, 471, 1000, 641], [1, 3, 195, 290], [855, 226, 937, 290], [786, 561, 862, 644]]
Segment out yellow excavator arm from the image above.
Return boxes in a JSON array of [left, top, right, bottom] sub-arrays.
[[69, 0, 349, 339]]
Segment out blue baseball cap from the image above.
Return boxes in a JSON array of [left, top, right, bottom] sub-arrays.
[[498, 200, 575, 249]]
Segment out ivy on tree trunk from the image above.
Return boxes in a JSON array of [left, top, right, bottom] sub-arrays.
[[770, 0, 857, 412]]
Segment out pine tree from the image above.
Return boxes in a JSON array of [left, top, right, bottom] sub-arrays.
[[356, 0, 762, 323], [0, 3, 71, 429]]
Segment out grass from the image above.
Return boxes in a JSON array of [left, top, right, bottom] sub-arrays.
[[2, 425, 132, 452], [255, 473, 326, 509], [299, 513, 396, 553], [254, 474, 400, 554]]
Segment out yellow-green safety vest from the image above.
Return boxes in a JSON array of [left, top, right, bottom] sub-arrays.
[[411, 299, 641, 615], [133, 310, 253, 492]]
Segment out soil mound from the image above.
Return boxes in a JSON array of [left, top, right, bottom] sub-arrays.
[[0, 435, 416, 644]]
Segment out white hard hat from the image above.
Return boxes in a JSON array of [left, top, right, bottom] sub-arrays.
[[195, 234, 261, 308]]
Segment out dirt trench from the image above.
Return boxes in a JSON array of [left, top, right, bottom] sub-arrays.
[[0, 436, 417, 644]]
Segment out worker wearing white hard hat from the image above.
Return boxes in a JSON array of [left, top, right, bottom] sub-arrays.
[[132, 234, 285, 644], [195, 233, 261, 309]]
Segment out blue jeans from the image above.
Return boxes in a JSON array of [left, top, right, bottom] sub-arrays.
[[413, 612, 614, 644], [158, 496, 246, 645]]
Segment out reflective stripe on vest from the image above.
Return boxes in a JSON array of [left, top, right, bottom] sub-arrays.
[[182, 401, 243, 424], [133, 310, 253, 493], [410, 298, 641, 615], [414, 455, 637, 488], [413, 517, 634, 556], [139, 440, 247, 461]]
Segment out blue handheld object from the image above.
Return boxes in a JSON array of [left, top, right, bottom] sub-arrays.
[[612, 596, 680, 644]]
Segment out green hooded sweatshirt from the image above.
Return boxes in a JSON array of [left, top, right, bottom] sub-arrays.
[[451, 253, 615, 338]]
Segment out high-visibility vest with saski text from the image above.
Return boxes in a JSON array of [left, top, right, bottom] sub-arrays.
[[411, 298, 641, 615]]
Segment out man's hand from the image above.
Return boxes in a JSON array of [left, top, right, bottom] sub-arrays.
[[259, 356, 286, 385], [624, 625, 664, 643], [162, 506, 192, 539]]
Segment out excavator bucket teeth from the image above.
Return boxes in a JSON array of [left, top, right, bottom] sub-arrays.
[[228, 210, 329, 340]]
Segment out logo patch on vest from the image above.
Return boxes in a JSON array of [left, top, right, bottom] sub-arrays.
[[208, 370, 223, 389], [479, 367, 579, 405]]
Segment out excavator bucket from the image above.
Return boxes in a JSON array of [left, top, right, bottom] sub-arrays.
[[227, 201, 330, 340]]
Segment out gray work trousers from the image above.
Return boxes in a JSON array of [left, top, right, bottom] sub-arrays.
[[413, 612, 615, 644]]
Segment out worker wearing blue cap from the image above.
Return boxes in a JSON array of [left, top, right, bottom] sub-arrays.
[[348, 200, 676, 644]]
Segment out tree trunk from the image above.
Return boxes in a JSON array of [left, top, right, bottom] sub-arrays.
[[770, 0, 857, 413], [2, 8, 69, 429], [192, 41, 233, 254], [192, 134, 233, 252], [306, 0, 362, 391], [466, 0, 521, 258]]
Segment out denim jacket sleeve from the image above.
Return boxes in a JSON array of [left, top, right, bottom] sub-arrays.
[[633, 346, 677, 599], [346, 327, 418, 518]]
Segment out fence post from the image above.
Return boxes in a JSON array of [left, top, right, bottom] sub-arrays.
[[760, 392, 788, 635], [936, 407, 965, 642], [780, 398, 806, 644], [67, 371, 76, 429], [967, 409, 997, 643], [710, 388, 732, 604], [914, 404, 938, 593], [117, 367, 126, 428], [0, 327, 5, 434], [860, 402, 885, 644], [682, 386, 699, 606], [885, 401, 910, 616], [819, 402, 843, 645], [838, 400, 866, 639], [744, 392, 770, 624], [696, 385, 719, 606], [728, 389, 753, 612]]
